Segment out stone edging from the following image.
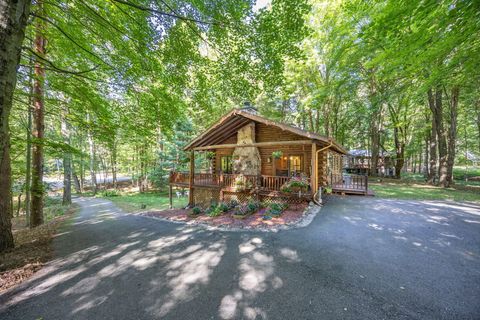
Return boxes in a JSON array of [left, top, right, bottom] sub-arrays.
[[134, 203, 322, 233]]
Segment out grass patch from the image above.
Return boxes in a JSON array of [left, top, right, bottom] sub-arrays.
[[370, 181, 480, 203], [100, 190, 188, 213]]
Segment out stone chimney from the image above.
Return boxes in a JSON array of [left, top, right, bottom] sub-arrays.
[[232, 122, 261, 175]]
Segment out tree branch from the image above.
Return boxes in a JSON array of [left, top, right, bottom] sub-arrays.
[[110, 0, 218, 26], [30, 12, 114, 68], [22, 48, 99, 76]]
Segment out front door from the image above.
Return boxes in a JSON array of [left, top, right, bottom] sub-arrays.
[[274, 154, 304, 176]]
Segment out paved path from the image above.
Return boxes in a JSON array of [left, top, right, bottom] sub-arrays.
[[1, 196, 479, 319]]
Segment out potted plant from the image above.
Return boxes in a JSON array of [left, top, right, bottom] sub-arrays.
[[280, 175, 309, 194], [234, 174, 252, 192], [271, 151, 283, 159], [288, 177, 309, 192], [206, 151, 215, 160]]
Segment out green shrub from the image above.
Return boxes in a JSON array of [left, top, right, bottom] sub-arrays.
[[228, 200, 239, 209], [233, 204, 251, 216], [247, 201, 260, 212], [192, 207, 202, 215], [266, 203, 288, 216], [219, 203, 230, 212], [102, 189, 120, 197], [207, 206, 223, 217], [280, 175, 309, 193]]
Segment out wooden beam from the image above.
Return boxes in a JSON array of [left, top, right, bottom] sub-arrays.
[[311, 142, 317, 195], [188, 151, 194, 206], [199, 118, 248, 147], [192, 140, 313, 151]]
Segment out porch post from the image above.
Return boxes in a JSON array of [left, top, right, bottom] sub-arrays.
[[311, 142, 317, 195], [188, 151, 194, 206]]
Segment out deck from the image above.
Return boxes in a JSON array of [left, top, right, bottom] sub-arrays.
[[329, 173, 370, 195]]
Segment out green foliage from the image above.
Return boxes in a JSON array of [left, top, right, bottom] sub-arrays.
[[103, 191, 187, 212], [219, 203, 230, 213], [271, 151, 283, 159], [233, 200, 260, 216], [247, 201, 259, 212], [266, 202, 288, 217], [43, 197, 74, 221], [192, 207, 203, 215], [280, 175, 309, 193], [101, 189, 120, 197], [206, 205, 223, 217], [228, 199, 239, 209], [233, 205, 250, 216]]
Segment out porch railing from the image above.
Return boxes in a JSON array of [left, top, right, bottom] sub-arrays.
[[329, 173, 368, 194], [169, 172, 310, 192]]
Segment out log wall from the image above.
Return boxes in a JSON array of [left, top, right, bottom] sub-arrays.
[[208, 121, 340, 186]]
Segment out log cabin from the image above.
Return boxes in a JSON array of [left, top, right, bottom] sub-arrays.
[[169, 109, 368, 208]]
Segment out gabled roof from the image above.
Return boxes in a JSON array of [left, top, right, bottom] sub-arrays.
[[184, 109, 347, 154]]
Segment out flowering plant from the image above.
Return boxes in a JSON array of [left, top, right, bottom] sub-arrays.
[[280, 175, 309, 193], [234, 174, 252, 191]]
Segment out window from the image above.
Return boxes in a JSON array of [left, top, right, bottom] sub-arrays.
[[289, 155, 303, 174], [221, 156, 233, 173]]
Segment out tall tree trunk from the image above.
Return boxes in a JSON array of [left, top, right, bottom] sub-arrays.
[[31, 3, 47, 228], [370, 129, 380, 177], [393, 126, 405, 179], [79, 148, 84, 192], [476, 99, 480, 154], [445, 86, 459, 187], [87, 126, 97, 195], [25, 58, 33, 227], [0, 0, 31, 251], [424, 136, 429, 177], [427, 90, 437, 184], [62, 109, 72, 205], [72, 173, 81, 193], [412, 154, 417, 174], [16, 190, 22, 217], [432, 87, 448, 187], [111, 141, 117, 189], [417, 151, 422, 174]]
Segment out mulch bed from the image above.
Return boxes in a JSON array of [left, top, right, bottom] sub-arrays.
[[141, 203, 309, 230], [0, 208, 76, 293]]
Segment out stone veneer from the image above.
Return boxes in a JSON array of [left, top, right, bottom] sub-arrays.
[[232, 122, 261, 175]]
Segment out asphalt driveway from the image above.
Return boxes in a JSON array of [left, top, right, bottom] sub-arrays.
[[1, 196, 479, 319]]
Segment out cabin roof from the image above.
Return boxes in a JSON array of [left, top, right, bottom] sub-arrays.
[[348, 149, 392, 157], [184, 109, 347, 154]]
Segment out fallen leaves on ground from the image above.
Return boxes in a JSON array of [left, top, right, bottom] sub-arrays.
[[0, 206, 77, 293]]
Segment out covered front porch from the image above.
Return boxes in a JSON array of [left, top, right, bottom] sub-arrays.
[[170, 172, 311, 193]]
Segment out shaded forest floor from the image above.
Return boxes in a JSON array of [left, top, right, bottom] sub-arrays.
[[0, 199, 79, 293]]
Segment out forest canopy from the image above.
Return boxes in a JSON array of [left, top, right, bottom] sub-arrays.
[[0, 0, 479, 251]]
